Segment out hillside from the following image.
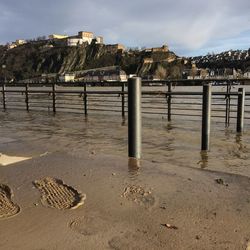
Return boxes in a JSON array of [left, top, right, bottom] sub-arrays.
[[0, 40, 187, 81], [1, 39, 249, 82], [190, 49, 250, 71]]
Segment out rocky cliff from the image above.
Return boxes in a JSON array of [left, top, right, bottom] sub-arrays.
[[0, 40, 185, 81]]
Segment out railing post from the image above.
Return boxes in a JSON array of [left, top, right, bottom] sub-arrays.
[[84, 83, 87, 116], [236, 87, 245, 133], [167, 82, 172, 121], [121, 82, 125, 117], [128, 77, 142, 160], [225, 81, 231, 127], [201, 83, 212, 151], [2, 84, 6, 110], [52, 83, 56, 113], [25, 83, 29, 111]]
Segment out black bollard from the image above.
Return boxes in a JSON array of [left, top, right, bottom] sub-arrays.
[[2, 84, 6, 110], [52, 83, 56, 113], [236, 88, 245, 133], [25, 83, 29, 111], [128, 77, 142, 160], [201, 83, 212, 151]]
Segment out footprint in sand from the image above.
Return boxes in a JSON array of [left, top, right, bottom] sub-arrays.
[[69, 215, 108, 236], [121, 185, 156, 209], [108, 231, 146, 250], [0, 184, 20, 219], [33, 177, 86, 209]]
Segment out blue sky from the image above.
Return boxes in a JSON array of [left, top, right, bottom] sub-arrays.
[[0, 0, 249, 56]]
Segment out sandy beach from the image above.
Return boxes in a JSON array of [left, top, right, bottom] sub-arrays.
[[0, 111, 250, 250]]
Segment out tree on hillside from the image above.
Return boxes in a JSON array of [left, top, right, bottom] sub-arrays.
[[190, 64, 197, 79], [200, 68, 208, 79], [155, 65, 167, 79]]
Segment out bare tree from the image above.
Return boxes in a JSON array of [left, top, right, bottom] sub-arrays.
[[190, 64, 197, 79], [200, 68, 208, 79], [155, 65, 167, 79]]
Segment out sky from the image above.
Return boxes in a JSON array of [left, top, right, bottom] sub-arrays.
[[0, 0, 249, 56]]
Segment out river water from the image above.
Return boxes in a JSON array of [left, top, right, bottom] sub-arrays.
[[1, 85, 250, 177]]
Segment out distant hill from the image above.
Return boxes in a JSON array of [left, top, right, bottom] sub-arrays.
[[0, 40, 187, 82], [0, 39, 249, 82]]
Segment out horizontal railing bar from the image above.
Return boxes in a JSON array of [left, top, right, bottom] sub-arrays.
[[55, 106, 84, 110], [1, 89, 249, 97], [28, 102, 52, 105], [56, 104, 83, 107], [141, 112, 168, 115], [87, 108, 123, 112], [87, 98, 122, 102], [172, 102, 201, 105], [165, 113, 202, 117], [142, 106, 166, 110], [29, 105, 51, 108], [2, 107, 25, 110], [171, 107, 202, 111], [142, 107, 168, 111]]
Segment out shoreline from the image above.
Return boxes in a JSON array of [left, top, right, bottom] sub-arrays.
[[0, 110, 250, 249]]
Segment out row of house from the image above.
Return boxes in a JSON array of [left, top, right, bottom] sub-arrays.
[[186, 65, 250, 80], [59, 66, 127, 82], [29, 66, 127, 83]]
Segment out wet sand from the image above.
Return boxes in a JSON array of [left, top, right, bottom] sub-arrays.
[[0, 111, 250, 249]]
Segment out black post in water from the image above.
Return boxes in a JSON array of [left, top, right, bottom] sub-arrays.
[[201, 83, 212, 151], [121, 82, 125, 118], [167, 82, 172, 121], [2, 84, 6, 110], [237, 87, 245, 133], [128, 77, 141, 160], [25, 83, 29, 111], [84, 83, 87, 116], [52, 83, 56, 113], [225, 81, 231, 127]]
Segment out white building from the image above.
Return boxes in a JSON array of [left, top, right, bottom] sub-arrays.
[[59, 73, 75, 82], [95, 36, 104, 44], [49, 34, 68, 40], [16, 39, 27, 45], [78, 31, 94, 44], [244, 71, 250, 78], [66, 31, 103, 46], [67, 38, 84, 46]]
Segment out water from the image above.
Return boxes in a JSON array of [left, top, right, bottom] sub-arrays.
[[0, 106, 250, 178]]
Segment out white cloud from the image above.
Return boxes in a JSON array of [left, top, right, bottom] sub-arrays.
[[0, 0, 249, 55]]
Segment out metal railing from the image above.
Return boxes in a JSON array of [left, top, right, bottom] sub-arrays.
[[0, 80, 250, 127]]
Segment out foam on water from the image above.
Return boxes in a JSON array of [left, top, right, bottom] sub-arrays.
[[0, 153, 31, 166]]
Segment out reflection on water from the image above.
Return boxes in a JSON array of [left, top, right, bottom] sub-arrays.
[[164, 122, 174, 132], [121, 117, 126, 127], [199, 151, 209, 169], [0, 110, 250, 177], [235, 134, 243, 153], [128, 158, 141, 179]]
